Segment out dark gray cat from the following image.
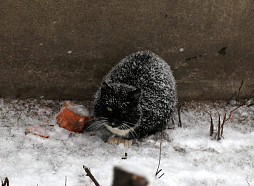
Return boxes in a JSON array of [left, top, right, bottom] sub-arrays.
[[93, 51, 177, 139]]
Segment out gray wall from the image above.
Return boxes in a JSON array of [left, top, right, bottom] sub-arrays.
[[1, 0, 254, 101]]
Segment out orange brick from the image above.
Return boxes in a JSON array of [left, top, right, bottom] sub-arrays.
[[56, 101, 90, 133]]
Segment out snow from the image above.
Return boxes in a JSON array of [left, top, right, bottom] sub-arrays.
[[0, 98, 254, 186], [63, 101, 90, 117], [179, 48, 184, 52]]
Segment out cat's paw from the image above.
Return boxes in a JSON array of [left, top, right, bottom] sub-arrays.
[[108, 136, 133, 146]]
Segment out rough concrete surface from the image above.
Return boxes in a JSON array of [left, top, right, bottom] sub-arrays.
[[0, 0, 254, 101]]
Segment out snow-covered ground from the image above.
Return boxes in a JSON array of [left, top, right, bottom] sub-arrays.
[[0, 98, 253, 186]]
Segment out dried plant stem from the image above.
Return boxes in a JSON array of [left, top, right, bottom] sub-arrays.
[[221, 113, 226, 137], [83, 166, 100, 186], [155, 125, 163, 176], [208, 112, 214, 136], [223, 105, 242, 126], [217, 113, 221, 140], [209, 82, 254, 140], [246, 177, 251, 186], [1, 177, 9, 186], [227, 80, 243, 104], [155, 121, 165, 179], [177, 105, 182, 127]]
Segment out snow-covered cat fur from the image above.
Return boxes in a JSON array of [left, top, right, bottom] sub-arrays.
[[93, 51, 177, 139]]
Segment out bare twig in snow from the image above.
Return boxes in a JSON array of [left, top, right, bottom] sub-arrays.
[[221, 113, 226, 137], [209, 82, 254, 140], [246, 177, 251, 186], [236, 80, 244, 103], [245, 89, 254, 105], [223, 105, 242, 126], [155, 121, 164, 179], [208, 112, 214, 136], [121, 153, 128, 160], [227, 80, 243, 104], [158, 173, 165, 179], [177, 104, 182, 127], [83, 165, 100, 186], [1, 177, 9, 186], [217, 113, 221, 140]]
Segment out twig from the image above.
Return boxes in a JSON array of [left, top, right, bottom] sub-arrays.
[[121, 153, 128, 160], [246, 177, 251, 186], [155, 169, 162, 176], [155, 129, 163, 176], [209, 84, 254, 140], [83, 166, 100, 186], [155, 120, 165, 179], [65, 176, 67, 186], [158, 173, 165, 179], [227, 80, 243, 104], [221, 113, 226, 137], [208, 112, 214, 136], [236, 80, 244, 103], [1, 177, 9, 186], [217, 113, 221, 140], [223, 105, 242, 126], [245, 89, 254, 104], [177, 104, 182, 127]]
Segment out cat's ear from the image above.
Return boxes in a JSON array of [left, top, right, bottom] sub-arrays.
[[129, 88, 141, 102], [101, 81, 111, 95]]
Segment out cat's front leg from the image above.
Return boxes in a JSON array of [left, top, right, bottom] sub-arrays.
[[108, 136, 133, 146]]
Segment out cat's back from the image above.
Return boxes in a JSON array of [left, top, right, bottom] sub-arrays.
[[105, 51, 174, 89]]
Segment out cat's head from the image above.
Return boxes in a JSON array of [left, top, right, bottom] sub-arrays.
[[94, 81, 141, 137]]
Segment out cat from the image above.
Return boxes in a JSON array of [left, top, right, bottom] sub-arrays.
[[92, 51, 177, 140]]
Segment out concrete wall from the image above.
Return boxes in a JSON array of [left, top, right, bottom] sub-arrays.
[[0, 0, 254, 101]]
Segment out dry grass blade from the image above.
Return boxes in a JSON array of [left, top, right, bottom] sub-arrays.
[[221, 113, 226, 137], [208, 112, 214, 136], [217, 113, 221, 140]]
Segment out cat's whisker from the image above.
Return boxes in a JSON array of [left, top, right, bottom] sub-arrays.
[[85, 119, 108, 131], [129, 130, 136, 138], [123, 121, 135, 127], [85, 124, 101, 131], [119, 122, 138, 139], [130, 128, 138, 139], [120, 123, 131, 130]]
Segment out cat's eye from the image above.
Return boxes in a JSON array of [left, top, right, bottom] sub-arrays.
[[107, 107, 113, 112], [122, 110, 127, 114]]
